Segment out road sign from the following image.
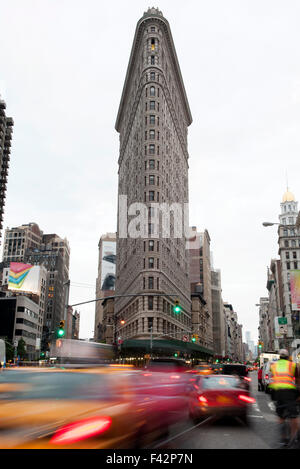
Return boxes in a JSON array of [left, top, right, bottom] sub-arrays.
[[183, 335, 188, 342], [117, 338, 123, 345], [278, 317, 287, 325], [13, 339, 18, 347]]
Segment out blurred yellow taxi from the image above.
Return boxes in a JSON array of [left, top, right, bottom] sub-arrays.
[[0, 366, 164, 449]]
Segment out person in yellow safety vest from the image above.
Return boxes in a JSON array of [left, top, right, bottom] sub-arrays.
[[269, 349, 299, 448]]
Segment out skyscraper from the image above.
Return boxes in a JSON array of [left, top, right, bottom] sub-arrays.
[[0, 98, 13, 242], [115, 8, 192, 349]]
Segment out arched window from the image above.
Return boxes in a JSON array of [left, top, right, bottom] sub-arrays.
[[150, 86, 155, 96]]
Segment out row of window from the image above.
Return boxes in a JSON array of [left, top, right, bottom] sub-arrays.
[[15, 329, 37, 340], [286, 262, 299, 270], [17, 306, 38, 320], [284, 239, 300, 248], [16, 317, 37, 329], [285, 251, 299, 260]]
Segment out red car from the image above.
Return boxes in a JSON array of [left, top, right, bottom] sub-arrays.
[[188, 374, 255, 425]]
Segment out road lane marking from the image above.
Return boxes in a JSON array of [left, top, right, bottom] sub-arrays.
[[149, 416, 215, 448], [268, 402, 276, 412]]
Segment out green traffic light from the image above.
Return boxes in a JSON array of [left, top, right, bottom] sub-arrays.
[[57, 329, 65, 338], [173, 305, 181, 314], [191, 337, 196, 343], [174, 353, 178, 357]]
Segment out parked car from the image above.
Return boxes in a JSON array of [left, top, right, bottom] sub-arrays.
[[188, 374, 255, 425]]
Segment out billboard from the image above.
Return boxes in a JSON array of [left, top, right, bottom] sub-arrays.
[[8, 262, 41, 295], [100, 241, 116, 291], [291, 270, 300, 312]]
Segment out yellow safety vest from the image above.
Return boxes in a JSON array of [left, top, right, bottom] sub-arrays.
[[269, 359, 296, 390]]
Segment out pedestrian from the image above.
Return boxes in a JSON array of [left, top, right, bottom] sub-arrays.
[[269, 349, 300, 448]]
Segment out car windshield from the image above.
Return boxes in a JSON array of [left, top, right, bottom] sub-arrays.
[[201, 376, 241, 389], [0, 370, 116, 401]]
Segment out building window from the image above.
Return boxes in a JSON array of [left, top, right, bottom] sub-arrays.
[[150, 86, 155, 96], [149, 191, 155, 201], [149, 159, 155, 169], [148, 277, 154, 289], [151, 56, 155, 65], [286, 252, 290, 260], [149, 130, 155, 139], [151, 38, 155, 50], [150, 72, 155, 81], [150, 115, 155, 125], [149, 240, 154, 251], [149, 175, 155, 185], [148, 297, 154, 311], [149, 257, 154, 268], [149, 144, 155, 154], [150, 101, 155, 110]]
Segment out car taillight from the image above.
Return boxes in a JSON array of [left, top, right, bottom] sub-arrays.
[[238, 395, 256, 404], [265, 374, 269, 380], [50, 416, 112, 445], [244, 377, 251, 382], [198, 395, 208, 405]]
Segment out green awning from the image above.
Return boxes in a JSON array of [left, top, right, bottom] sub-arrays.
[[121, 338, 213, 356]]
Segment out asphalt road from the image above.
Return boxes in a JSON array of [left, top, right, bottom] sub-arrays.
[[150, 372, 280, 449]]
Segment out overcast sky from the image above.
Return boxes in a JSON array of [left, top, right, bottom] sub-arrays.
[[1, 0, 299, 343]]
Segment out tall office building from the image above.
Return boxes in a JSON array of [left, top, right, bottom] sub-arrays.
[[2, 223, 70, 350], [188, 228, 213, 351], [94, 233, 116, 341], [115, 8, 192, 347], [277, 189, 300, 346], [0, 98, 13, 242]]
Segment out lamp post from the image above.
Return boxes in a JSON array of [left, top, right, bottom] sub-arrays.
[[262, 222, 280, 227]]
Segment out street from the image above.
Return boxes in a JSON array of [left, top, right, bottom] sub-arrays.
[[150, 371, 279, 449]]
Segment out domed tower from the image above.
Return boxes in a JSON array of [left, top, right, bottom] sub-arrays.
[[279, 188, 298, 226]]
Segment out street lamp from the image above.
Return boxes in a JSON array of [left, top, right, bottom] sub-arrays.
[[262, 222, 280, 227]]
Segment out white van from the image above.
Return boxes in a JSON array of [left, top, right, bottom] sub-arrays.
[[262, 360, 278, 393]]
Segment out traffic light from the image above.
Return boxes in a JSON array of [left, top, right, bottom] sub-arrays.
[[258, 342, 263, 351], [57, 320, 65, 338], [174, 352, 178, 358], [173, 299, 181, 314], [40, 352, 45, 359], [191, 335, 196, 343], [120, 318, 126, 325]]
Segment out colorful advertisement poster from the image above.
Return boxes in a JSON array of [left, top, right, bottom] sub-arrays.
[[101, 241, 116, 291], [8, 262, 41, 295], [290, 270, 300, 312]]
